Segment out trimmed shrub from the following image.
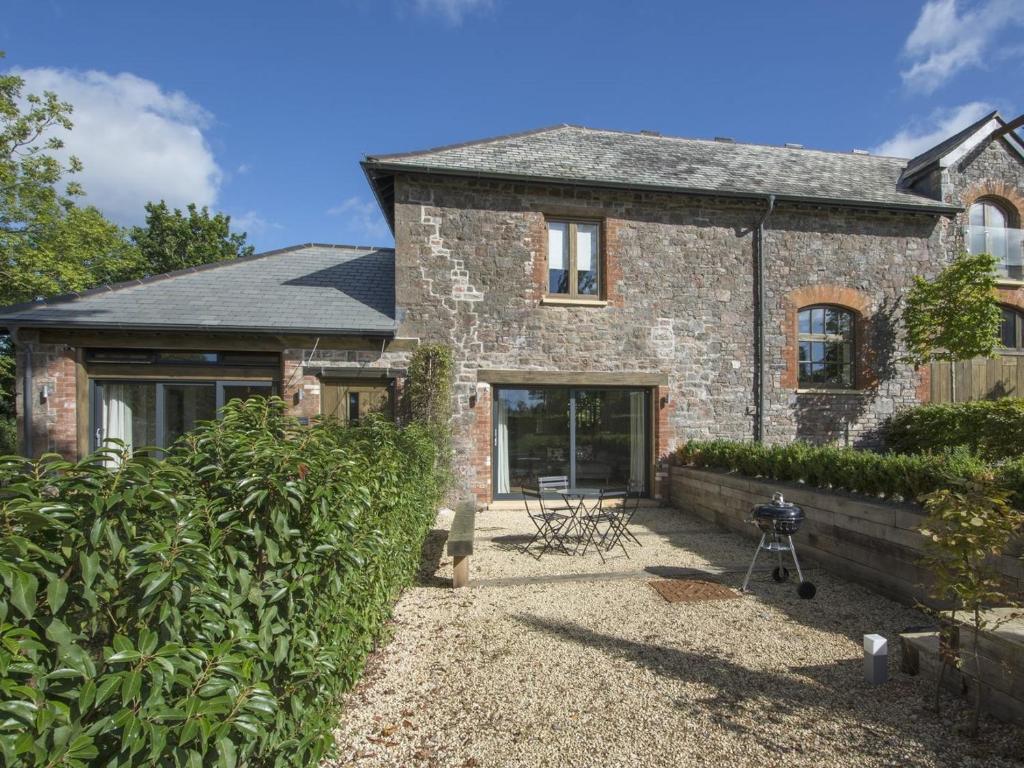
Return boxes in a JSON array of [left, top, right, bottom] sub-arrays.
[[0, 397, 443, 767], [886, 398, 1024, 460], [674, 439, 998, 503], [0, 415, 15, 455]]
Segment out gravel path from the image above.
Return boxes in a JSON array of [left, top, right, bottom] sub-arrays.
[[330, 506, 1024, 768]]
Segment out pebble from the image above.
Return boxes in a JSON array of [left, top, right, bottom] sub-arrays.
[[327, 507, 1024, 768]]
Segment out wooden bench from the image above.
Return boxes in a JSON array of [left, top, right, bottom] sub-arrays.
[[447, 498, 477, 588]]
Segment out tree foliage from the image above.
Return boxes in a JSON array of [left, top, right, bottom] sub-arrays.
[[400, 344, 454, 490], [0, 52, 93, 306], [0, 397, 443, 766], [129, 202, 254, 276], [918, 474, 1023, 734], [0, 53, 255, 308], [401, 344, 453, 432], [903, 252, 1001, 367]]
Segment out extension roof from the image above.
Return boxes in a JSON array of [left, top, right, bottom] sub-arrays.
[[0, 244, 396, 336]]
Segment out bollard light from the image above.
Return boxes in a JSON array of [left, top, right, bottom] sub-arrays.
[[864, 633, 888, 685]]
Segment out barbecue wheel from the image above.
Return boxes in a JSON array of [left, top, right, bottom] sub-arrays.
[[771, 566, 789, 582], [797, 581, 817, 599]]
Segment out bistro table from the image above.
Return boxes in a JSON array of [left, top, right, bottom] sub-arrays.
[[552, 487, 604, 554]]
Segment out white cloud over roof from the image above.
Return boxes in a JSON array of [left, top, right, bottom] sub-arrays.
[[15, 67, 223, 224]]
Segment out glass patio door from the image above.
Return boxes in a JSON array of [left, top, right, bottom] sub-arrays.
[[494, 387, 648, 497]]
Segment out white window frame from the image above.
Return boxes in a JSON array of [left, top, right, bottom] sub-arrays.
[[546, 218, 602, 299]]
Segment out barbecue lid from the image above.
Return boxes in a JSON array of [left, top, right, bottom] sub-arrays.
[[751, 492, 803, 517]]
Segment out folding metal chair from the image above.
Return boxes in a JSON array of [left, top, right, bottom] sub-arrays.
[[521, 488, 572, 559], [593, 486, 643, 559]]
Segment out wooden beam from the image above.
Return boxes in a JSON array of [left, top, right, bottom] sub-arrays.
[[476, 369, 669, 386], [85, 363, 279, 381], [37, 329, 413, 352], [312, 367, 406, 380], [992, 113, 1024, 139], [452, 556, 470, 589], [75, 349, 89, 459]]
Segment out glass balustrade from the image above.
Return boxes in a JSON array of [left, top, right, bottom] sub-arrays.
[[966, 224, 1024, 280]]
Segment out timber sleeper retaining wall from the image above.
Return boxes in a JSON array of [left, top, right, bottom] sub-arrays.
[[668, 465, 1024, 606]]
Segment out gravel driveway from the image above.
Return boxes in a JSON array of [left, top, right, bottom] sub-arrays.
[[330, 505, 1024, 768]]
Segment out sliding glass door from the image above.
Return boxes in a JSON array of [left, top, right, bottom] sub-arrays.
[[93, 380, 273, 462], [494, 386, 649, 498]]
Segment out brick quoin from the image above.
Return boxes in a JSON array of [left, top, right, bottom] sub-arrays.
[[468, 383, 492, 503], [281, 349, 321, 420], [652, 384, 676, 500]]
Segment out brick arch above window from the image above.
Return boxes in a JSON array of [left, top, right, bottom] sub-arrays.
[[997, 285, 1024, 313], [781, 285, 875, 390], [961, 181, 1024, 228]]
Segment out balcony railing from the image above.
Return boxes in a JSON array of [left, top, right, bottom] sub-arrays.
[[966, 224, 1024, 280]]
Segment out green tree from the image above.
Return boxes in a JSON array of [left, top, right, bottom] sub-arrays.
[[0, 204, 143, 307], [918, 473, 1023, 735], [130, 201, 254, 275], [903, 252, 1002, 401], [0, 52, 100, 306]]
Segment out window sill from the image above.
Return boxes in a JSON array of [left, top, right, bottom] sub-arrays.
[[996, 278, 1024, 288], [795, 388, 865, 396], [540, 296, 608, 307]]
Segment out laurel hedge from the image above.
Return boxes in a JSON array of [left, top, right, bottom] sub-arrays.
[[0, 397, 443, 767], [673, 439, 1024, 503], [886, 398, 1024, 461]]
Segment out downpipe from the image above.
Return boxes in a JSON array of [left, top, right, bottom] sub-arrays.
[[754, 195, 776, 443]]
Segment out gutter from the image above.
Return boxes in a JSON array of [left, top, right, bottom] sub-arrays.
[[754, 195, 776, 443], [0, 322, 398, 337], [361, 161, 962, 217]]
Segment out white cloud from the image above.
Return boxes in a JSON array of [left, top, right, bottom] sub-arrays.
[[872, 101, 995, 158], [901, 0, 1024, 93], [412, 0, 492, 24], [229, 210, 279, 236], [327, 196, 390, 241], [14, 67, 223, 224]]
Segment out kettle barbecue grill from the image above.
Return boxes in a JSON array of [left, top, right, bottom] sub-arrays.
[[741, 492, 816, 599]]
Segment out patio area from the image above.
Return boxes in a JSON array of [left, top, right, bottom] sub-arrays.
[[330, 505, 1024, 767]]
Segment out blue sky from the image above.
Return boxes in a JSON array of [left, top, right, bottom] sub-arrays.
[[3, 0, 1023, 251]]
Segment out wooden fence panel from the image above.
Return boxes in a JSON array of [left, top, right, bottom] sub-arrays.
[[929, 354, 1024, 403]]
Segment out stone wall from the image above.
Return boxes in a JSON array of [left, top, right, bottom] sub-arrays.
[[668, 465, 1024, 605], [393, 173, 945, 499], [940, 135, 1024, 255]]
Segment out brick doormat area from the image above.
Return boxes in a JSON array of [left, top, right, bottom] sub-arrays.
[[648, 579, 739, 603]]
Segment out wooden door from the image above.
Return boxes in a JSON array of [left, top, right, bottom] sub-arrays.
[[320, 380, 393, 424]]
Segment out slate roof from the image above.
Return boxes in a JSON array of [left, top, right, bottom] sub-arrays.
[[363, 124, 960, 224], [0, 244, 396, 335]]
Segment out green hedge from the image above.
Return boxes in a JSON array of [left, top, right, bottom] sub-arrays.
[[673, 439, 1024, 504], [886, 398, 1024, 460], [0, 397, 443, 767]]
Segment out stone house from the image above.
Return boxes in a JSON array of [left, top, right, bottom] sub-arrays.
[[2, 112, 1023, 502]]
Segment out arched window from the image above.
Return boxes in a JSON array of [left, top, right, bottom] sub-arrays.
[[798, 305, 855, 388], [968, 199, 1010, 269], [999, 305, 1024, 349]]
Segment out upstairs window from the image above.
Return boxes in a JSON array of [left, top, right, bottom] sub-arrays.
[[798, 305, 855, 388], [967, 199, 1020, 279], [999, 305, 1024, 349], [547, 219, 600, 298]]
